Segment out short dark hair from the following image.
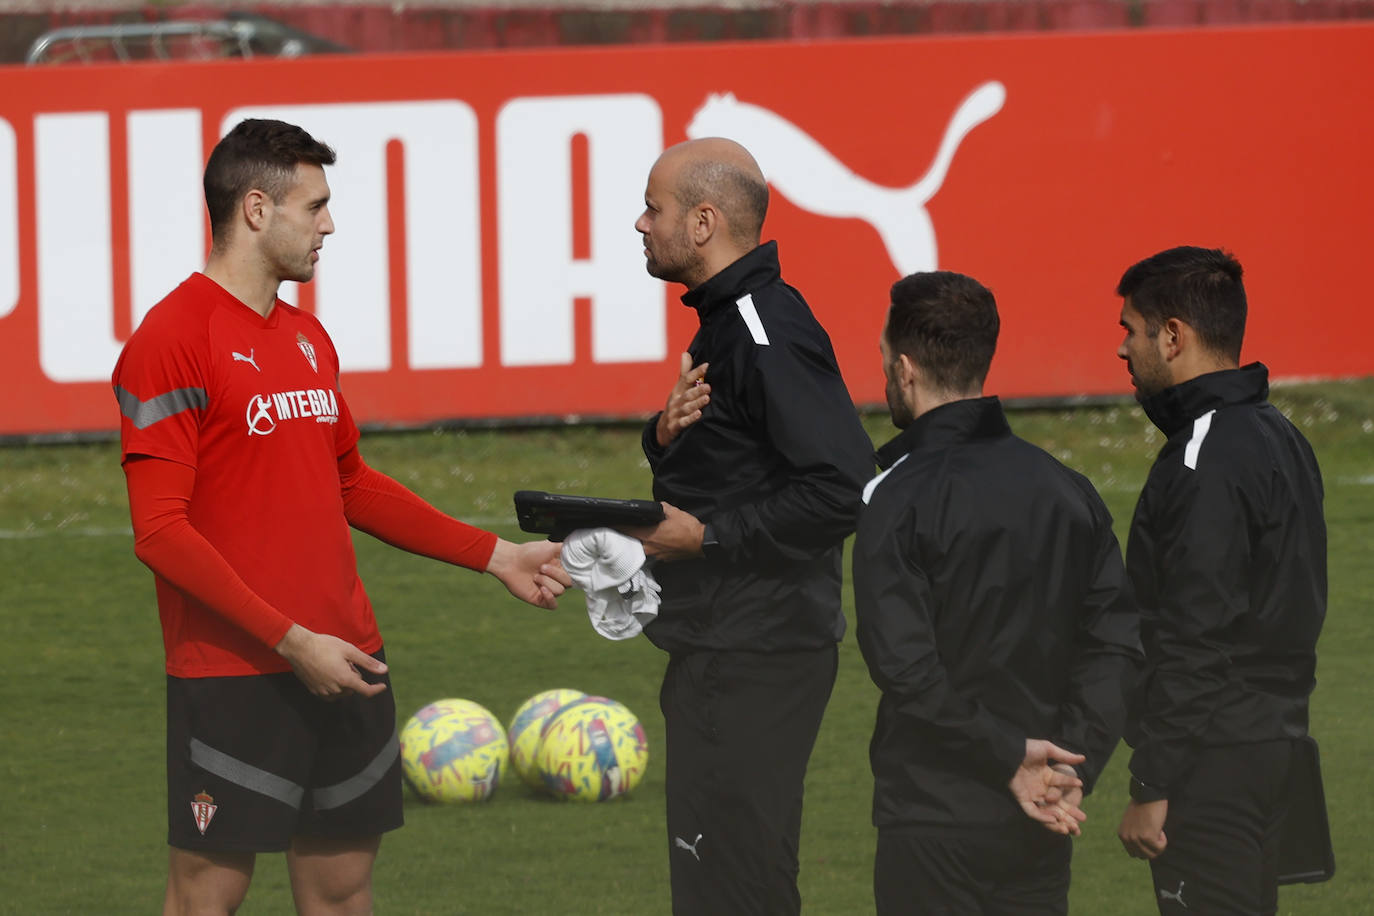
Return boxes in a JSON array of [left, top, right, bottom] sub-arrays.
[[675, 159, 769, 247], [203, 119, 336, 245], [885, 271, 999, 393], [1116, 246, 1246, 361]]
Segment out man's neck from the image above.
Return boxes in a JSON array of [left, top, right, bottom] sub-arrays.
[[909, 386, 983, 421], [686, 241, 756, 293], [1168, 353, 1239, 388], [203, 252, 280, 318]]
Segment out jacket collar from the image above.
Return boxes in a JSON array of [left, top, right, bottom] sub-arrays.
[[681, 241, 782, 318], [1140, 363, 1269, 437], [874, 396, 1011, 471]]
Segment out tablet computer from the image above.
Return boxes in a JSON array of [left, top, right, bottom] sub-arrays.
[[514, 490, 664, 540]]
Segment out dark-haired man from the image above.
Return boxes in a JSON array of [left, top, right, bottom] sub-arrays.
[[627, 137, 874, 915], [853, 270, 1141, 914], [113, 118, 570, 914], [1113, 246, 1326, 914]]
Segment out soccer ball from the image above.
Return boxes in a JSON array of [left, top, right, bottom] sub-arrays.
[[534, 696, 649, 802], [507, 688, 586, 789], [400, 698, 509, 803]]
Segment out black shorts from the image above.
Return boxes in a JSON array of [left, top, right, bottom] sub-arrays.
[[166, 650, 403, 852]]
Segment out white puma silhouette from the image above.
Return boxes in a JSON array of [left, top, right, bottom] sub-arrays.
[[231, 349, 261, 372], [686, 81, 1006, 276], [1158, 880, 1187, 908], [674, 833, 703, 861]]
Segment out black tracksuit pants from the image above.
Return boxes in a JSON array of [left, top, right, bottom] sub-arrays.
[[874, 820, 1072, 915], [660, 645, 838, 916], [1149, 739, 1294, 915]]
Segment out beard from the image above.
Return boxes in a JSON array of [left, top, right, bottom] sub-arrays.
[[1127, 355, 1171, 403], [885, 368, 914, 429], [643, 224, 701, 287]]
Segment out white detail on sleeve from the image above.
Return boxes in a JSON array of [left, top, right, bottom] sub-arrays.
[[862, 454, 908, 504], [735, 294, 770, 346], [1183, 410, 1215, 471]]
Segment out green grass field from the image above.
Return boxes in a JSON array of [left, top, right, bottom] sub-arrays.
[[2, 379, 1371, 914]]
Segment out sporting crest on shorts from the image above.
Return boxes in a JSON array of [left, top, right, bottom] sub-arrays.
[[191, 790, 218, 836], [296, 332, 318, 373]]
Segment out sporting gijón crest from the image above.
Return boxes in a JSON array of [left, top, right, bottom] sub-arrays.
[[296, 332, 318, 373], [191, 790, 218, 836]]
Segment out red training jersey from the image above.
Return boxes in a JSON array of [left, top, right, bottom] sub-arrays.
[[113, 273, 380, 677]]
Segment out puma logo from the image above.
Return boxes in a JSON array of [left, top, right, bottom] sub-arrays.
[[686, 81, 1005, 276], [674, 833, 703, 861], [232, 349, 261, 372], [1158, 880, 1187, 908]]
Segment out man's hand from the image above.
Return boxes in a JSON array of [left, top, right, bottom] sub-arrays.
[[1044, 764, 1086, 836], [1009, 739, 1087, 834], [624, 503, 706, 561], [1118, 799, 1169, 859], [655, 352, 710, 448], [274, 624, 388, 699], [486, 538, 573, 610]]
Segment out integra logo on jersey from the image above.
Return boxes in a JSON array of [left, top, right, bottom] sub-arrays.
[[245, 388, 341, 436]]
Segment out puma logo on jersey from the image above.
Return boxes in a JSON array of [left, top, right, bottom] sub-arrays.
[[1158, 880, 1187, 908], [674, 833, 703, 861], [686, 82, 1004, 275], [231, 349, 261, 372]]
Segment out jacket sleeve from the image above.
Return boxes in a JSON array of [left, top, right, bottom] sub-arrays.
[[708, 339, 873, 565], [1127, 452, 1255, 791], [1052, 488, 1143, 793], [641, 413, 667, 472], [853, 503, 1028, 788]]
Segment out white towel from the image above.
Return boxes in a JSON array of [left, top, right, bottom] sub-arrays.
[[560, 528, 661, 640]]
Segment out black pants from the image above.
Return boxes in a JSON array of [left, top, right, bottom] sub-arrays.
[[1149, 739, 1294, 915], [660, 645, 838, 916], [874, 821, 1072, 915]]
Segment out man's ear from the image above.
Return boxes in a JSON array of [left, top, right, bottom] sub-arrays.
[[242, 189, 270, 232], [898, 352, 920, 388], [1160, 317, 1189, 362], [690, 203, 719, 246]]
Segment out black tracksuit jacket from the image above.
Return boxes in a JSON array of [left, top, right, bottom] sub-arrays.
[[1124, 364, 1326, 792], [853, 396, 1142, 828], [640, 241, 873, 655]]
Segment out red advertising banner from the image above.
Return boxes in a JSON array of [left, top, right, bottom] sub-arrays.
[[1, 24, 1371, 436]]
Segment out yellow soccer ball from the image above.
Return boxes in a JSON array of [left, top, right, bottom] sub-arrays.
[[507, 688, 586, 790], [400, 698, 509, 803], [534, 696, 649, 802]]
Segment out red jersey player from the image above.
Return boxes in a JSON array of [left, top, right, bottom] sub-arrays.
[[112, 119, 571, 915]]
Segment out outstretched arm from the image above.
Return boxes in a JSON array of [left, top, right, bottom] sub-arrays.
[[338, 446, 571, 608]]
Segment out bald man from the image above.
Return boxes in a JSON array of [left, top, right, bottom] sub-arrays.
[[628, 138, 873, 915]]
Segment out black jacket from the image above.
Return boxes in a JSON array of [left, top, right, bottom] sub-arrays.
[[853, 397, 1141, 828], [641, 242, 873, 654], [1125, 364, 1326, 792]]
